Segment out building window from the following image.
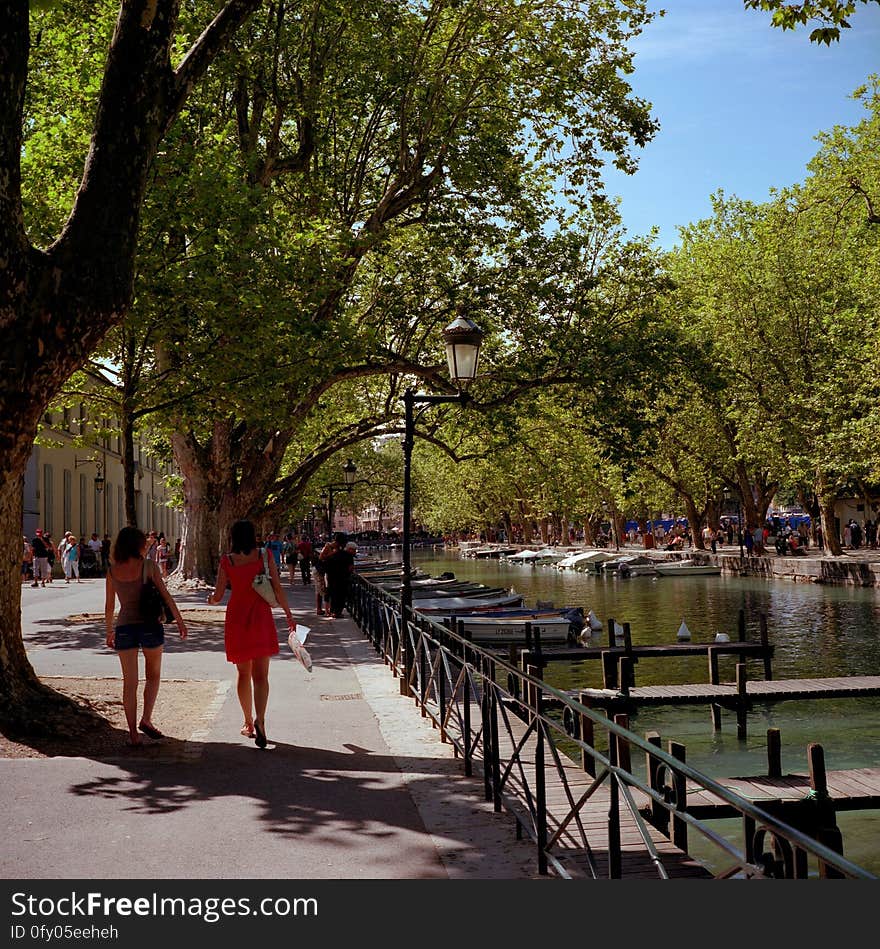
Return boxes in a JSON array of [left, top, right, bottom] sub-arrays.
[[63, 469, 72, 532], [42, 465, 54, 532]]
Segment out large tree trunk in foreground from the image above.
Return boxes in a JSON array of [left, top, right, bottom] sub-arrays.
[[0, 1, 261, 732]]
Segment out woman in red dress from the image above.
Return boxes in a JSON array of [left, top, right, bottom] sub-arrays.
[[207, 519, 296, 748]]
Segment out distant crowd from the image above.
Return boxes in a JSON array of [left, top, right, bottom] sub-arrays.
[[22, 528, 179, 586]]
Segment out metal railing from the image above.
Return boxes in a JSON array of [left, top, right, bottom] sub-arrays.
[[349, 573, 876, 879]]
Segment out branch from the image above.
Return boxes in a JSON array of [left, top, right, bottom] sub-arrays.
[[167, 0, 263, 134]]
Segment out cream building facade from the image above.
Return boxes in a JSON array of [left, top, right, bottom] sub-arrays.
[[23, 404, 182, 544]]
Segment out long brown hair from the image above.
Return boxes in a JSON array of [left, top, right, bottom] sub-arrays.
[[112, 526, 146, 563]]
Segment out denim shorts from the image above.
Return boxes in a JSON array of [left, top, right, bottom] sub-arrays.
[[114, 622, 165, 651]]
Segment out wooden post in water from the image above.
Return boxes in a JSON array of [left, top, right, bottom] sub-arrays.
[[579, 692, 596, 777], [737, 609, 746, 642], [668, 740, 688, 853], [707, 645, 722, 731], [601, 651, 618, 689], [767, 727, 782, 778], [622, 623, 635, 688], [736, 662, 748, 739], [622, 621, 633, 655], [808, 743, 845, 879], [524, 622, 536, 708], [618, 656, 633, 696]]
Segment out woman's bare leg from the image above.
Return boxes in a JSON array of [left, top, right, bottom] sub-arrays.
[[236, 661, 255, 734], [140, 647, 163, 728], [252, 656, 270, 733], [117, 648, 141, 745]]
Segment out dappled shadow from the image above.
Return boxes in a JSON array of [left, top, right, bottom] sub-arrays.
[[66, 738, 437, 847]]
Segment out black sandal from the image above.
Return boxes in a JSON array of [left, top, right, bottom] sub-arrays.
[[254, 721, 267, 749], [138, 723, 164, 740]]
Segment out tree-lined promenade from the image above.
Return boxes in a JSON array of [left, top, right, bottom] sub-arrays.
[[1, 0, 877, 739]]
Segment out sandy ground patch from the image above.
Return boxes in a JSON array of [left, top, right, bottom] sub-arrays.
[[0, 676, 228, 760]]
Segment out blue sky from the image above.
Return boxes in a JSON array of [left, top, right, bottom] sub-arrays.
[[602, 0, 880, 248]]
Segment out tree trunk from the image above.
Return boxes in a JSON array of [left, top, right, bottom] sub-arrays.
[[685, 495, 704, 549], [122, 413, 138, 526], [173, 433, 222, 582], [0, 1, 262, 732], [818, 473, 843, 556], [0, 469, 40, 724]]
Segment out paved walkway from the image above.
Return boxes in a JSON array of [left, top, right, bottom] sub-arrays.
[[3, 575, 538, 880]]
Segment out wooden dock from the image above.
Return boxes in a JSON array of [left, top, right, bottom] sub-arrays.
[[555, 674, 880, 738], [682, 766, 880, 818], [630, 730, 876, 876], [492, 713, 713, 878], [570, 675, 880, 707]]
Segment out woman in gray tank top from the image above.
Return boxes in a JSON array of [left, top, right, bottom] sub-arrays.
[[105, 526, 188, 746]]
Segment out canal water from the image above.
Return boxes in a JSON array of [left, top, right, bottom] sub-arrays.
[[406, 549, 880, 875]]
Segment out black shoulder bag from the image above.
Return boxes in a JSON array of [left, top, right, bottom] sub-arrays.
[[139, 559, 174, 624]]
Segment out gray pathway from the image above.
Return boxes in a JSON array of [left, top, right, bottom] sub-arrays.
[[4, 575, 537, 880]]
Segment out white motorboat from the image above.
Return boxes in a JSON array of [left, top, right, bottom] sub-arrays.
[[503, 549, 542, 562], [556, 550, 615, 569], [531, 548, 570, 564], [412, 592, 526, 611], [451, 614, 574, 644], [654, 559, 722, 577], [601, 554, 653, 572]]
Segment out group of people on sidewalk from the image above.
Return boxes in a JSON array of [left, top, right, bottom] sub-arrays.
[[103, 519, 355, 751], [22, 530, 109, 586]]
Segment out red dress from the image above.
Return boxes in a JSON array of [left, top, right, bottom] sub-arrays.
[[220, 554, 280, 663]]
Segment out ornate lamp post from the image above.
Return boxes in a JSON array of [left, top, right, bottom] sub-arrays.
[[322, 459, 359, 536], [400, 316, 483, 695], [75, 456, 105, 534]]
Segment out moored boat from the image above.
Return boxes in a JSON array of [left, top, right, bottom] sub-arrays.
[[409, 592, 526, 610], [654, 559, 721, 576]]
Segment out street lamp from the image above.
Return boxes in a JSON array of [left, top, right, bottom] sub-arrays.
[[723, 486, 745, 560], [400, 316, 483, 695], [322, 459, 359, 535], [74, 456, 105, 491]]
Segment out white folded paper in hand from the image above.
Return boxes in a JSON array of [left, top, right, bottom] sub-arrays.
[[288, 625, 313, 672]]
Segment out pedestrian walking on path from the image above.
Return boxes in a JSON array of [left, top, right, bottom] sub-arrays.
[[207, 519, 297, 749], [105, 526, 188, 747]]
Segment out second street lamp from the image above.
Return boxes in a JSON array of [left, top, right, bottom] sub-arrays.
[[323, 460, 361, 536], [400, 316, 483, 696]]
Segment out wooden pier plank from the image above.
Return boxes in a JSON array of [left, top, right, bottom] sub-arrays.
[[565, 675, 880, 708], [490, 714, 713, 879]]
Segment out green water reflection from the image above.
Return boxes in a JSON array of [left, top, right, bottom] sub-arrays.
[[409, 550, 880, 875]]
